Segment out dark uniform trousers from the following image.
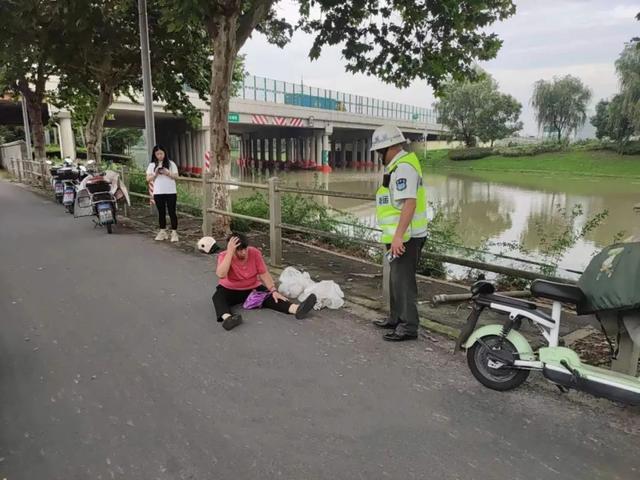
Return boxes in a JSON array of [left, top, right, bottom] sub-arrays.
[[388, 237, 426, 335]]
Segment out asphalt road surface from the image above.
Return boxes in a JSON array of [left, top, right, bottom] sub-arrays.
[[1, 180, 639, 480]]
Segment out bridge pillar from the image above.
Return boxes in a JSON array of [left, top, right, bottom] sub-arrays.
[[275, 136, 281, 165], [187, 132, 194, 174], [309, 136, 315, 168], [252, 136, 259, 168], [183, 133, 190, 174], [260, 137, 267, 169], [321, 132, 331, 173], [197, 130, 204, 175], [175, 135, 183, 174], [57, 111, 76, 161], [243, 135, 250, 169], [315, 132, 322, 170]]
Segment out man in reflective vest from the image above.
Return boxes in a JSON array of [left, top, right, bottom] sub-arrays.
[[371, 125, 427, 341]]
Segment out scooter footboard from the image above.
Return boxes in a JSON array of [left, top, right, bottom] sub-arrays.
[[540, 347, 640, 405]]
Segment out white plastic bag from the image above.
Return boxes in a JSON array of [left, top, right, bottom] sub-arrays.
[[278, 267, 313, 299], [300, 281, 345, 310], [278, 267, 344, 310]]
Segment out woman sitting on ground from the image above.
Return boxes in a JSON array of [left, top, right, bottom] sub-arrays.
[[213, 233, 317, 331]]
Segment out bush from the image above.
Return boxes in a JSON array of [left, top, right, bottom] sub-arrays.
[[620, 140, 640, 155], [571, 139, 611, 151], [447, 147, 494, 161], [493, 142, 565, 157]]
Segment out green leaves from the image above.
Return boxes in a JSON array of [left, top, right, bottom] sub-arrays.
[[531, 75, 592, 141], [435, 74, 522, 147], [298, 0, 515, 90]]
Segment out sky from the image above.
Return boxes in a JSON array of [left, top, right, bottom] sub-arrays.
[[241, 0, 639, 136]]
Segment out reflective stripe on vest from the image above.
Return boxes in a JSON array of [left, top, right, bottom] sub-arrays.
[[375, 152, 427, 244]]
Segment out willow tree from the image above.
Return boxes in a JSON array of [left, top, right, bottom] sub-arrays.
[[531, 75, 592, 142], [615, 41, 640, 134]]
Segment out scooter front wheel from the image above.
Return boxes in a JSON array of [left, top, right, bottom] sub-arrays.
[[467, 335, 530, 391], [106, 223, 113, 234]]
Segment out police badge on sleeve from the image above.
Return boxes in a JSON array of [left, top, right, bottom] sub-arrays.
[[396, 178, 407, 191]]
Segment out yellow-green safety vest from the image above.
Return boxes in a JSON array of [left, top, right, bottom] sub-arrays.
[[375, 152, 428, 244]]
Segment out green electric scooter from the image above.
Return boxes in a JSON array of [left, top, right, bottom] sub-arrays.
[[456, 243, 640, 406]]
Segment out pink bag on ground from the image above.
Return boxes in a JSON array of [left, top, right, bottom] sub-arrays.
[[243, 290, 271, 309]]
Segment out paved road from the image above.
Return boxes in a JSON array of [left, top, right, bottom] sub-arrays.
[[1, 180, 639, 480]]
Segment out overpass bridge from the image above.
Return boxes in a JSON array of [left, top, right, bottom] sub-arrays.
[[3, 75, 444, 173]]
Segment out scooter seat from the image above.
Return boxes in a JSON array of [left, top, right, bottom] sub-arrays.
[[531, 280, 584, 305]]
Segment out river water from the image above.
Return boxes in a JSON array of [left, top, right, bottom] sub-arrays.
[[229, 165, 640, 275]]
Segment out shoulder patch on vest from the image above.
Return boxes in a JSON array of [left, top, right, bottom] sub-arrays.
[[396, 178, 407, 191]]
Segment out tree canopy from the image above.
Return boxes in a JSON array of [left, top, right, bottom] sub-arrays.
[[160, 0, 517, 232], [531, 75, 592, 141], [50, 0, 214, 161], [0, 0, 59, 162], [615, 41, 640, 134], [435, 75, 522, 147]]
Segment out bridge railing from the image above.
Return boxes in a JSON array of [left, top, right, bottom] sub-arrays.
[[237, 75, 438, 125]]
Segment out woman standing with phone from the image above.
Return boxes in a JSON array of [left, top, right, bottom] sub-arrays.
[[146, 145, 180, 242]]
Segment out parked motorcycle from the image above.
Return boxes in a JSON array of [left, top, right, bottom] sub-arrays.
[[74, 165, 130, 234], [456, 242, 640, 406], [61, 165, 89, 214]]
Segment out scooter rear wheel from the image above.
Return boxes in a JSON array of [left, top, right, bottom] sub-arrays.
[[106, 223, 113, 234], [467, 335, 530, 391]]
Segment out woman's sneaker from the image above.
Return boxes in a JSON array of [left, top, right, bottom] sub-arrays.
[[170, 230, 179, 243], [222, 314, 243, 331], [295, 294, 317, 320], [155, 229, 169, 241]]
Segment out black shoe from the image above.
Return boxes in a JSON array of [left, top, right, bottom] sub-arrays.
[[372, 319, 396, 330], [222, 314, 243, 331], [295, 294, 317, 320], [383, 332, 418, 342]]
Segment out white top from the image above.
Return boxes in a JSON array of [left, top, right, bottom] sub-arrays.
[[146, 161, 179, 195]]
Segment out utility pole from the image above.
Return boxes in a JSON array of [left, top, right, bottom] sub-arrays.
[[138, 0, 155, 158]]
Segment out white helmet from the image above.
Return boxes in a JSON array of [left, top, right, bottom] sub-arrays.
[[197, 236, 219, 254], [371, 125, 406, 151]]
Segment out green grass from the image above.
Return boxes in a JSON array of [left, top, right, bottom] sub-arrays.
[[421, 149, 640, 178]]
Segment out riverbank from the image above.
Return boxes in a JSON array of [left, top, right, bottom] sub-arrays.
[[422, 148, 640, 178]]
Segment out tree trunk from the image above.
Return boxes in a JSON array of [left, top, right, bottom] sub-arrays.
[[25, 98, 46, 162], [17, 81, 46, 162], [204, 12, 240, 235], [85, 86, 114, 162]]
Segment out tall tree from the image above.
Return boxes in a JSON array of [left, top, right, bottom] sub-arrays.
[[590, 96, 634, 148], [49, 0, 215, 162], [591, 99, 611, 140], [435, 75, 522, 147], [615, 41, 640, 134], [531, 75, 592, 141], [0, 1, 58, 164], [161, 0, 517, 233]]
